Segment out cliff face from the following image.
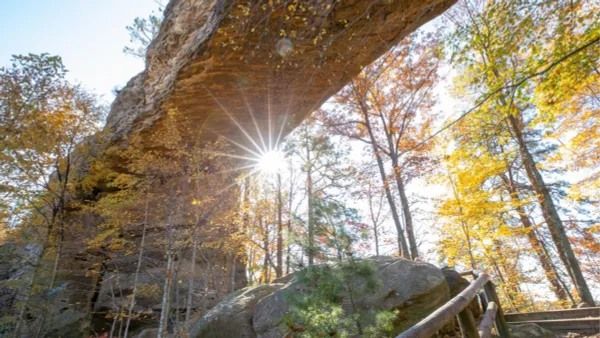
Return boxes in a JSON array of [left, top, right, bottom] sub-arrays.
[[4, 0, 456, 336]]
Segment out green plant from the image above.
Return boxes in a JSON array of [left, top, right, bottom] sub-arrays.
[[284, 260, 396, 337]]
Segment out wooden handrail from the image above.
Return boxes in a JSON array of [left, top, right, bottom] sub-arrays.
[[478, 301, 497, 338], [397, 273, 491, 338], [505, 307, 600, 322]]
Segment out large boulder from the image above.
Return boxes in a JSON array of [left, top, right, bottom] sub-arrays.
[[442, 268, 481, 317], [189, 284, 283, 337], [187, 256, 450, 337]]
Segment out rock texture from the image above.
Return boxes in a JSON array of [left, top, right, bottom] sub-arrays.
[[189, 284, 283, 337], [186, 257, 450, 338], [92, 244, 247, 332], [0, 242, 41, 333]]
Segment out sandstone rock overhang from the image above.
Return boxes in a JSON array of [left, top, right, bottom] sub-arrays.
[[105, 0, 455, 153]]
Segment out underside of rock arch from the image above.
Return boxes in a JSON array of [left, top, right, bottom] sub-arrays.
[[106, 0, 455, 152]]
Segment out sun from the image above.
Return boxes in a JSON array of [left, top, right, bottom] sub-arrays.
[[256, 149, 286, 174]]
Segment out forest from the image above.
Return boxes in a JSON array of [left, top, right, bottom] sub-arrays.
[[0, 0, 598, 337]]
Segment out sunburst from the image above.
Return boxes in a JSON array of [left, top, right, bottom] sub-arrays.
[[255, 148, 286, 175], [199, 81, 292, 196]]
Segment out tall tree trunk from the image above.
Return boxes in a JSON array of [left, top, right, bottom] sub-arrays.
[[116, 277, 126, 338], [276, 173, 283, 277], [508, 115, 595, 306], [534, 226, 577, 304], [185, 227, 198, 322], [124, 199, 150, 337], [447, 172, 477, 270], [247, 247, 255, 285], [173, 261, 180, 330], [230, 254, 237, 292], [109, 278, 119, 338], [501, 172, 571, 304], [390, 162, 418, 259], [379, 105, 418, 259], [34, 226, 63, 338], [306, 142, 316, 265], [357, 96, 409, 258], [372, 223, 380, 257], [286, 165, 294, 274], [48, 237, 62, 292], [369, 138, 409, 258], [479, 34, 594, 303], [158, 252, 173, 337], [28, 156, 72, 338], [158, 214, 175, 338], [286, 218, 292, 273], [367, 189, 382, 256], [260, 216, 270, 282]]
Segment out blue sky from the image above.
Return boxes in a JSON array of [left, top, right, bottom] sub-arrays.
[[0, 0, 159, 103]]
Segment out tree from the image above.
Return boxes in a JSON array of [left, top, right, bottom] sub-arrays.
[[286, 120, 354, 266], [0, 54, 102, 228], [80, 103, 245, 336], [0, 53, 103, 336], [276, 172, 284, 278], [123, 3, 164, 58], [360, 170, 387, 257], [284, 260, 397, 337], [313, 198, 365, 262], [533, 1, 600, 209], [436, 136, 565, 310], [501, 163, 573, 304], [322, 33, 441, 259], [445, 0, 596, 305]]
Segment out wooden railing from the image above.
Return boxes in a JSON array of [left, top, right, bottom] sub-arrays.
[[397, 273, 510, 338]]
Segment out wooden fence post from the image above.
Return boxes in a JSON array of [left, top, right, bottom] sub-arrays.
[[478, 301, 497, 338], [397, 274, 490, 338], [483, 281, 510, 337], [458, 306, 480, 338]]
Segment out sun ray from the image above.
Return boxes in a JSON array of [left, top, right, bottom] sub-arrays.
[[202, 84, 264, 155], [274, 78, 297, 148], [236, 80, 268, 151], [205, 150, 258, 162], [267, 75, 273, 150], [215, 167, 260, 196], [210, 163, 258, 175], [201, 69, 312, 196], [274, 111, 289, 150], [206, 129, 263, 159], [274, 63, 319, 149]]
